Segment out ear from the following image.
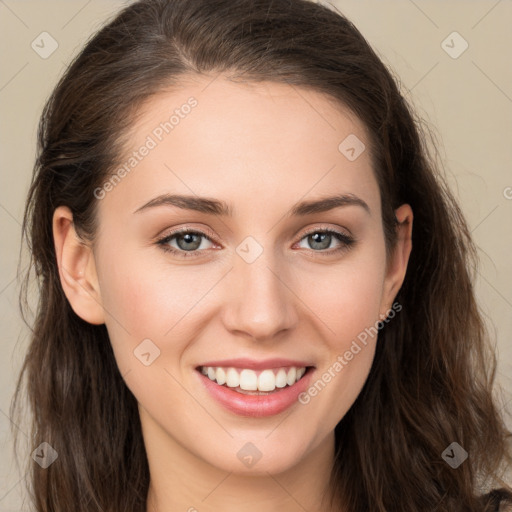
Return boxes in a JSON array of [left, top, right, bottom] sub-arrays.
[[52, 206, 105, 325], [379, 203, 413, 317]]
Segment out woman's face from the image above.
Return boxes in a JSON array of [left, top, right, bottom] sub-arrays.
[[55, 75, 412, 476]]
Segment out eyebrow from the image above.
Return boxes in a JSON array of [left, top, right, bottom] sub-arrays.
[[133, 192, 370, 216]]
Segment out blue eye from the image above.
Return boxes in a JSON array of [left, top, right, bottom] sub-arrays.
[[157, 229, 216, 258], [156, 227, 355, 258], [296, 229, 355, 254]]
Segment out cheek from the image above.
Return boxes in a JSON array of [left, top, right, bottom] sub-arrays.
[[299, 251, 387, 346], [96, 246, 220, 368], [292, 245, 386, 423]]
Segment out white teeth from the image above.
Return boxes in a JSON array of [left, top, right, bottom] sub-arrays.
[[201, 365, 308, 392], [216, 367, 226, 385], [275, 369, 288, 388], [286, 367, 296, 386], [258, 369, 276, 392], [225, 368, 240, 388], [239, 369, 258, 390]]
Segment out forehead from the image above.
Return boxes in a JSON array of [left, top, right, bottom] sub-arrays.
[[99, 74, 380, 219]]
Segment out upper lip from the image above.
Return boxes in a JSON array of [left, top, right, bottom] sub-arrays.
[[197, 358, 315, 371]]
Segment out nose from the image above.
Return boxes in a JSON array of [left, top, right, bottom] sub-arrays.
[[221, 252, 299, 342]]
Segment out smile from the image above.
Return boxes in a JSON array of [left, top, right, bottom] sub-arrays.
[[199, 365, 308, 394], [195, 363, 315, 417]]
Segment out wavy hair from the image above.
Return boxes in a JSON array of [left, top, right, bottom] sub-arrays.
[[11, 0, 512, 510]]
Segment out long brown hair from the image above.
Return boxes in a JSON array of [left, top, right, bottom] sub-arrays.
[[11, 0, 512, 510]]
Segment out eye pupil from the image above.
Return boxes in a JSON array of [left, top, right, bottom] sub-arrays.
[[309, 232, 331, 250], [160, 228, 352, 258], [177, 232, 201, 251]]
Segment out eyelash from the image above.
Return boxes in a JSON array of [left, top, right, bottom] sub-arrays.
[[156, 226, 356, 259]]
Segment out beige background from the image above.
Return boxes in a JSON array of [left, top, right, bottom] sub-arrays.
[[1, 1, 511, 510]]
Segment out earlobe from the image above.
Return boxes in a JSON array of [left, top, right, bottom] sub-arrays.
[[380, 204, 413, 315], [52, 206, 105, 325]]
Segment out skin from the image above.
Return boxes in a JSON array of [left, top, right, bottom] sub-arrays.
[[53, 74, 413, 512]]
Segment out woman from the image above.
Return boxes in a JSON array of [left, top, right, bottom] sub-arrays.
[[11, 0, 512, 510]]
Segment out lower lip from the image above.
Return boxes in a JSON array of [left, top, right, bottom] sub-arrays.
[[196, 368, 314, 417]]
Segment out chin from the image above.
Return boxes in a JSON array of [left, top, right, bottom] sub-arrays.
[[197, 434, 312, 476]]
